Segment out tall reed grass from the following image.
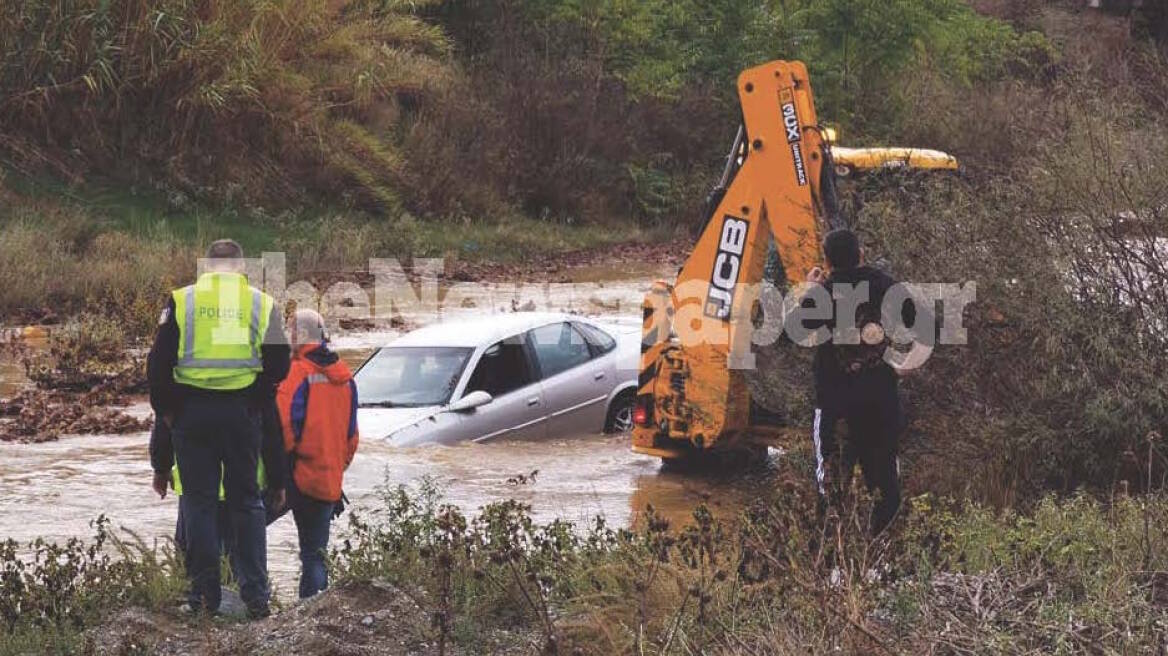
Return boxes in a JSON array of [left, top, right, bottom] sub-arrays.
[[0, 0, 456, 214]]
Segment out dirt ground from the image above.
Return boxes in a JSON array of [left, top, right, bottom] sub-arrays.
[[445, 239, 688, 283], [0, 385, 150, 443], [297, 238, 689, 290], [82, 582, 531, 656]]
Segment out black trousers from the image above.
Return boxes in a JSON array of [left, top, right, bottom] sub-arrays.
[[813, 383, 903, 534], [174, 499, 238, 606], [172, 394, 269, 611]]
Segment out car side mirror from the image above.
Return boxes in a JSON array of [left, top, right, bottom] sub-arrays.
[[448, 390, 493, 413]]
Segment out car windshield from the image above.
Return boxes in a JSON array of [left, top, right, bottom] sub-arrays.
[[356, 346, 473, 408]]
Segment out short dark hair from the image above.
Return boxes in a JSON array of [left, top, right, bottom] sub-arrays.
[[206, 239, 244, 260], [822, 228, 860, 270]]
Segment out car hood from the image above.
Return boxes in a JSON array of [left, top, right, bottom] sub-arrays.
[[358, 406, 443, 441]]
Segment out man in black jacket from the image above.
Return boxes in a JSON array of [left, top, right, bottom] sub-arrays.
[[146, 239, 290, 617], [798, 229, 930, 534]]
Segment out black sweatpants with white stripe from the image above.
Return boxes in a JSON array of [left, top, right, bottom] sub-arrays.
[[813, 382, 903, 534]]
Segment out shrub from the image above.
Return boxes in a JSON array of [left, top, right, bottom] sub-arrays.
[[0, 518, 182, 656], [0, 0, 469, 215], [428, 0, 1050, 227], [849, 148, 1168, 501], [333, 477, 1168, 654], [5, 479, 1166, 654]]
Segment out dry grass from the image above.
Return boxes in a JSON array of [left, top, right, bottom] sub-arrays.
[[0, 198, 192, 330], [0, 0, 466, 215], [327, 477, 1168, 655], [0, 176, 652, 333]]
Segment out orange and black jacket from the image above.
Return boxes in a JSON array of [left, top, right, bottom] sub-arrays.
[[276, 342, 359, 503]]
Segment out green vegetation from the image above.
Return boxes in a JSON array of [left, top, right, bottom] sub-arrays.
[[2, 1, 1168, 651], [330, 478, 1168, 654], [0, 177, 658, 333], [435, 0, 1053, 224], [6, 478, 1164, 654], [0, 518, 183, 656], [0, 0, 460, 214], [0, 0, 1059, 225]]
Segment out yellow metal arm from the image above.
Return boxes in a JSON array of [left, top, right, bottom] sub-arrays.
[[632, 60, 837, 459]]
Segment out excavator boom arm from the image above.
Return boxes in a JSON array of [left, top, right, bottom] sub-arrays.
[[632, 60, 837, 458]]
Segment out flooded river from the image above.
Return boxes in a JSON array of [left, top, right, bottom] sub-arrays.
[[0, 424, 776, 596], [0, 270, 786, 598]]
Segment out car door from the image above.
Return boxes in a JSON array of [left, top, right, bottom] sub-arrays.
[[457, 332, 546, 442], [529, 321, 611, 437]]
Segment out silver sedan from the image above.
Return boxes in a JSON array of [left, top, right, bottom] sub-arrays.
[[355, 312, 640, 446]]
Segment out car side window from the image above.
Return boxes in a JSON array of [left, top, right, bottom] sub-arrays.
[[465, 335, 533, 398], [529, 322, 592, 379], [574, 322, 617, 356]]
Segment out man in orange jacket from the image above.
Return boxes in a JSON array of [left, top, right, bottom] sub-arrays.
[[276, 309, 359, 598]]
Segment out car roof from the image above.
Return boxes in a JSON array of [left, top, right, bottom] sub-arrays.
[[387, 312, 596, 348]]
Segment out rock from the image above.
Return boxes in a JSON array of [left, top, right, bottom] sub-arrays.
[[370, 578, 397, 592], [217, 588, 248, 619], [361, 614, 374, 627]]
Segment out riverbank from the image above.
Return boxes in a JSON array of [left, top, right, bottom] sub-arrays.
[[0, 255, 661, 446], [0, 176, 679, 445], [0, 176, 683, 329], [5, 479, 1166, 656]]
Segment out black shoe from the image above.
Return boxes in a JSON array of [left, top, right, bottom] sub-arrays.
[[246, 603, 271, 620]]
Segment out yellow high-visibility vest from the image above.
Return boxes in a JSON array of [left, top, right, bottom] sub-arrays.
[[172, 459, 268, 499], [172, 272, 274, 391]]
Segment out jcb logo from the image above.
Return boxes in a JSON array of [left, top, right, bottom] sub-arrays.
[[705, 216, 749, 320], [782, 102, 801, 143]]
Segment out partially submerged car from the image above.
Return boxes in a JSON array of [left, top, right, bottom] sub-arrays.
[[355, 312, 640, 446]]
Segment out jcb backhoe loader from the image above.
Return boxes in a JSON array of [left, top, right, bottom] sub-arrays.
[[630, 60, 845, 461]]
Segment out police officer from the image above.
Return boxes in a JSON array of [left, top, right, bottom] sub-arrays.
[[148, 397, 288, 604], [799, 229, 929, 535], [148, 239, 289, 618]]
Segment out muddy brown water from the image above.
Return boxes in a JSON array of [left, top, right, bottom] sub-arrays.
[[0, 421, 776, 596], [0, 271, 786, 598]]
